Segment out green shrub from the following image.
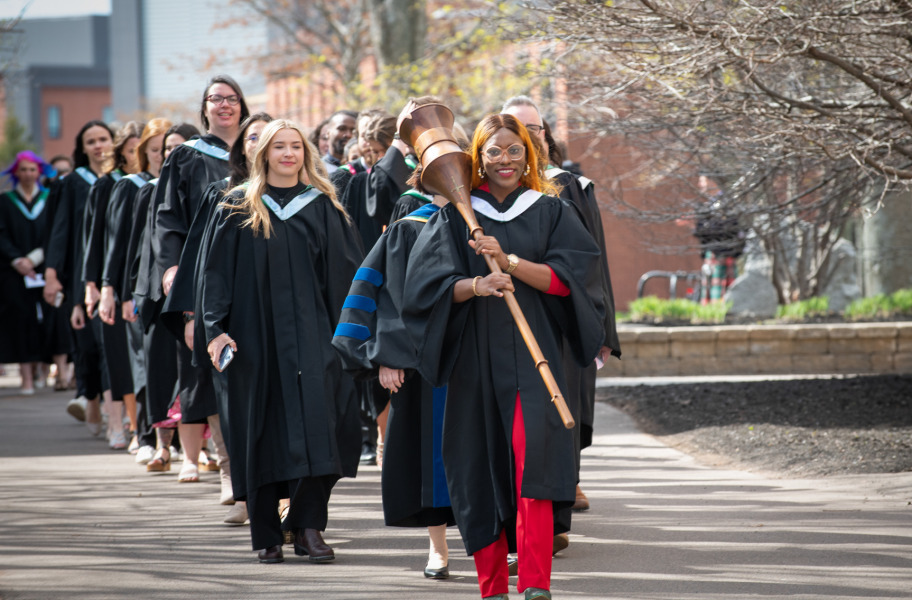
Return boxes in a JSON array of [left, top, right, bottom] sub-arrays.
[[626, 296, 729, 324], [621, 288, 912, 325], [845, 289, 912, 320], [776, 296, 829, 321]]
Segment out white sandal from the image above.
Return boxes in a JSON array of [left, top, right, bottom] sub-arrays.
[[177, 462, 199, 483]]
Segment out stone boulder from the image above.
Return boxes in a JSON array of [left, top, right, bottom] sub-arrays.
[[725, 271, 779, 318], [821, 238, 862, 313]]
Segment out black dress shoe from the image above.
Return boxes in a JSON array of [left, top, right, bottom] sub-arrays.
[[257, 544, 284, 563], [293, 528, 335, 562], [424, 564, 449, 579]]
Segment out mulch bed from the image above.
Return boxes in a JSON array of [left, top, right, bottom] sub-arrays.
[[597, 374, 912, 477]]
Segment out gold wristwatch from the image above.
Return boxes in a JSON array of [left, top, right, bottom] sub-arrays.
[[505, 253, 519, 274]]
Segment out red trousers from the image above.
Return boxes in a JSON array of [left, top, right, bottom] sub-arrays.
[[473, 393, 553, 597]]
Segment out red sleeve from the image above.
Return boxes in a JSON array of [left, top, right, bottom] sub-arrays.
[[545, 266, 571, 296]]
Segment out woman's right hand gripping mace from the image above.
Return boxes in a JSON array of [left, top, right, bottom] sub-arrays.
[[398, 102, 575, 430]]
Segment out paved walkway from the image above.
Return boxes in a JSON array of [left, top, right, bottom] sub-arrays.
[[1, 378, 911, 599]]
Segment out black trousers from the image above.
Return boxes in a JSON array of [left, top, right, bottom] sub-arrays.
[[247, 474, 338, 550], [72, 308, 103, 399]]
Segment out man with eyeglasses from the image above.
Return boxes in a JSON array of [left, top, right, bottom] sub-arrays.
[[502, 95, 622, 550]]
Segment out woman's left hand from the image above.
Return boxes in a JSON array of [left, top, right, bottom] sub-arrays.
[[378, 365, 405, 394], [469, 236, 507, 270], [207, 333, 237, 372], [98, 286, 116, 325]]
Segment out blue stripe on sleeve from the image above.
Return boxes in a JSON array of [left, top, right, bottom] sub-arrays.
[[343, 295, 377, 313], [354, 267, 383, 287], [333, 322, 371, 341]]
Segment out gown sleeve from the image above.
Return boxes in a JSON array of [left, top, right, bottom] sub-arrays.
[[401, 206, 474, 387], [332, 221, 418, 379], [101, 178, 136, 294], [200, 204, 241, 345], [81, 176, 115, 287], [538, 198, 607, 367]]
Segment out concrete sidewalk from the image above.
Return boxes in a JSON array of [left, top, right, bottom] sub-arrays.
[[1, 380, 911, 599]]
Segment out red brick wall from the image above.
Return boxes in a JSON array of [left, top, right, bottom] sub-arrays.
[[568, 133, 703, 310], [40, 86, 111, 159]]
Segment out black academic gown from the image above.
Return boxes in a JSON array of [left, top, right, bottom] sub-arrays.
[[45, 167, 104, 395], [0, 188, 54, 363], [162, 177, 230, 344], [201, 187, 363, 501], [104, 172, 152, 395], [548, 168, 621, 450], [153, 134, 230, 422], [333, 202, 454, 528], [46, 167, 97, 307], [403, 187, 605, 554], [340, 171, 386, 254], [388, 189, 432, 223], [366, 149, 415, 228], [130, 180, 179, 424], [83, 170, 133, 399]]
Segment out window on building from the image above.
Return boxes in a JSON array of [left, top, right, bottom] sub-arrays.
[[47, 105, 61, 139], [103, 106, 114, 124]]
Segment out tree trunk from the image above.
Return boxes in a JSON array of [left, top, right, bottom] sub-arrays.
[[367, 0, 426, 68], [859, 189, 912, 296]]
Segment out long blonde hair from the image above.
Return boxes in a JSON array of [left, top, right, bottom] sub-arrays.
[[227, 119, 348, 238]]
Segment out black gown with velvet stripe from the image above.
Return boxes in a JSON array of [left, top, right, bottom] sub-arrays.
[[200, 187, 363, 500], [402, 187, 605, 554], [333, 202, 454, 528]]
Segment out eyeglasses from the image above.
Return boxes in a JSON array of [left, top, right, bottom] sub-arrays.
[[245, 134, 259, 143], [206, 94, 240, 106], [483, 143, 525, 161], [525, 124, 543, 134]]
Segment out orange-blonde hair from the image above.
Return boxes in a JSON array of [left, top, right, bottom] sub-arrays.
[[136, 118, 173, 172], [469, 113, 560, 197]]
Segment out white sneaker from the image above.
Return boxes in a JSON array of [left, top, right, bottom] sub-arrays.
[[67, 397, 88, 422], [109, 429, 127, 450], [135, 445, 155, 464]]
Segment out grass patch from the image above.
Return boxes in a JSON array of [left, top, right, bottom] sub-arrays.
[[621, 288, 912, 324], [627, 296, 729, 324], [845, 289, 912, 320], [776, 296, 830, 321]]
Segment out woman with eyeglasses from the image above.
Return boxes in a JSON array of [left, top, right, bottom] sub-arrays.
[[153, 75, 249, 485], [165, 112, 273, 524], [403, 114, 606, 600]]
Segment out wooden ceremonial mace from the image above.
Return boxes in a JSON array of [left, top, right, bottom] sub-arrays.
[[398, 102, 575, 430]]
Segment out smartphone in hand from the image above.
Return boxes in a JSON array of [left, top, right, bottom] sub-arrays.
[[218, 345, 235, 371]]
